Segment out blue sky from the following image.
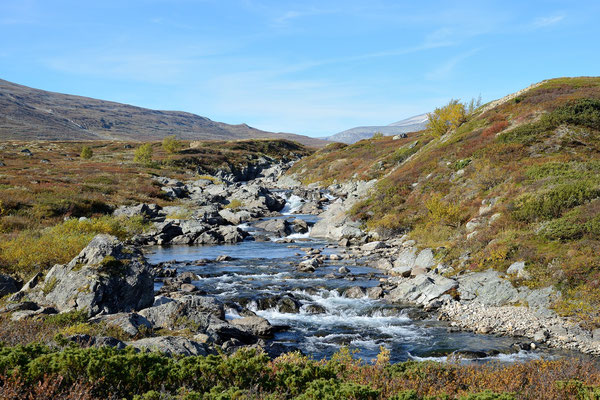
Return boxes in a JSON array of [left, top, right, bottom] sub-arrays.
[[1, 1, 598, 137]]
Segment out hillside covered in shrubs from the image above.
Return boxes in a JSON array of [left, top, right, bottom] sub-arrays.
[[289, 77, 600, 327]]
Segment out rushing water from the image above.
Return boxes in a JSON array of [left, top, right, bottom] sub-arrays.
[[145, 212, 574, 364]]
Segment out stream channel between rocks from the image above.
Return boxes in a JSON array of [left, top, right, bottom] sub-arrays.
[[146, 194, 577, 364]]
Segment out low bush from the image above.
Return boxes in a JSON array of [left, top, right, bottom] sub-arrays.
[[512, 182, 600, 222], [0, 216, 149, 278], [0, 345, 600, 399]]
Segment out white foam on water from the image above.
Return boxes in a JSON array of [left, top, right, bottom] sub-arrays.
[[225, 308, 242, 320], [281, 194, 305, 215], [237, 223, 252, 231], [408, 350, 545, 364], [255, 308, 416, 333], [277, 227, 312, 241]]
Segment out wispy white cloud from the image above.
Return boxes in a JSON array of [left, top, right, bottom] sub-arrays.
[[424, 48, 480, 81], [530, 14, 565, 29], [272, 7, 339, 27]]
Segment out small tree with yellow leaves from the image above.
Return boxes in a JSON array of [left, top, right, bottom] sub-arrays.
[[427, 99, 467, 137]]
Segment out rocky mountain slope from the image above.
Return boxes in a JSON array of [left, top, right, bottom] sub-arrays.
[[325, 113, 428, 144], [0, 79, 327, 147], [288, 77, 600, 327]]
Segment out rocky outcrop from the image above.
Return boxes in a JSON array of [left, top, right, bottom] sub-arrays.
[[16, 235, 154, 317], [310, 180, 376, 242], [127, 336, 208, 356], [139, 295, 225, 332], [89, 312, 153, 336]]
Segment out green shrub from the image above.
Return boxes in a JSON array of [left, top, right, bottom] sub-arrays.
[[513, 182, 600, 222], [80, 146, 93, 159], [162, 135, 182, 154], [388, 389, 420, 400], [453, 158, 471, 170], [134, 143, 154, 165], [459, 391, 516, 400], [499, 98, 600, 144], [393, 145, 418, 163], [295, 378, 380, 400]]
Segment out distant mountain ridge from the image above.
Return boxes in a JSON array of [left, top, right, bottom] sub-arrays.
[[0, 79, 327, 147], [326, 113, 428, 144]]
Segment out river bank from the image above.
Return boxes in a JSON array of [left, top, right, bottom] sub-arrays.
[[1, 162, 598, 361]]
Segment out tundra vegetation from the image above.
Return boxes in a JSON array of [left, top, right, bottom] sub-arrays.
[[0, 345, 600, 399], [290, 77, 600, 328], [0, 138, 310, 282]]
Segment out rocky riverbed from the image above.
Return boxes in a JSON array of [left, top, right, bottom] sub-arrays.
[[1, 162, 598, 361]]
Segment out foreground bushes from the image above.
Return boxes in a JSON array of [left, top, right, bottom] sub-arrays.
[[0, 344, 599, 399], [0, 216, 149, 278]]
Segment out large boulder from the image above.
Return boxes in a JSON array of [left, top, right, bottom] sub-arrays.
[[89, 312, 153, 336], [457, 270, 520, 306], [127, 336, 208, 356], [139, 295, 225, 332], [113, 203, 162, 219], [26, 235, 154, 316], [230, 316, 275, 338], [255, 219, 292, 237], [386, 274, 457, 306]]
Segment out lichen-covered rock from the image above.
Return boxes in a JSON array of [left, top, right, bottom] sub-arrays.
[[230, 316, 275, 337], [90, 312, 153, 336], [28, 235, 154, 317], [127, 336, 208, 356], [139, 295, 225, 332]]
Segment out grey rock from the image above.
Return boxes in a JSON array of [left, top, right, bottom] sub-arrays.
[[507, 261, 530, 279], [343, 286, 366, 299], [367, 286, 384, 299], [230, 316, 274, 337], [361, 241, 385, 251], [392, 247, 417, 272], [457, 270, 520, 306], [128, 336, 207, 356], [304, 304, 326, 314], [255, 218, 292, 237], [372, 258, 393, 271], [179, 220, 209, 236], [291, 218, 309, 234], [414, 249, 435, 269], [219, 209, 253, 225], [68, 334, 126, 349], [534, 330, 549, 343], [28, 235, 154, 316], [338, 266, 350, 274], [11, 310, 38, 321], [139, 295, 225, 332], [113, 203, 161, 219], [277, 297, 300, 313], [90, 312, 152, 336], [387, 274, 457, 305], [218, 225, 247, 243], [0, 301, 39, 313], [180, 283, 198, 293]]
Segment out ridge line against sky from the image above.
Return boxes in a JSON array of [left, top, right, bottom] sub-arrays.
[[0, 0, 598, 137]]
